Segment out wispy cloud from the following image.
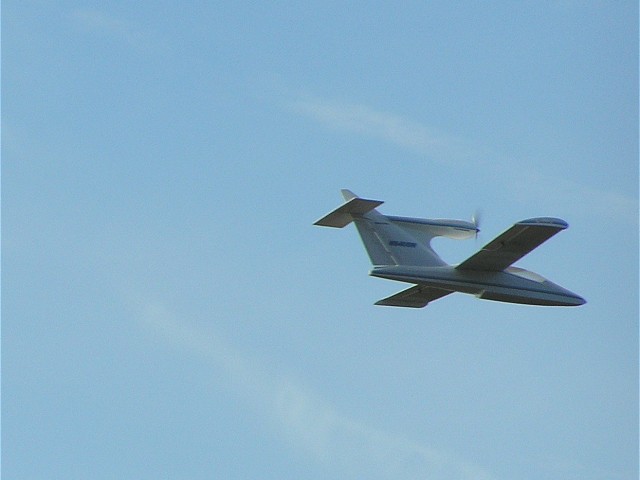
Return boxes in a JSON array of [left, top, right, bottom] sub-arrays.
[[291, 95, 637, 223], [70, 9, 157, 52], [504, 169, 637, 223], [134, 299, 496, 480], [291, 96, 470, 162]]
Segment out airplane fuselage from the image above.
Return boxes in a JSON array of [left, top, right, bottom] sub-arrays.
[[315, 189, 585, 308], [370, 265, 586, 307]]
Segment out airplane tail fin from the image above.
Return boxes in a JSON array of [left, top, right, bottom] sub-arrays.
[[314, 190, 447, 267], [313, 191, 383, 228]]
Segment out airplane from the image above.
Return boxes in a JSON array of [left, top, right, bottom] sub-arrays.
[[314, 189, 586, 308]]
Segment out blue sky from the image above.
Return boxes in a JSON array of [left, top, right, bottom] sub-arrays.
[[3, 2, 637, 479]]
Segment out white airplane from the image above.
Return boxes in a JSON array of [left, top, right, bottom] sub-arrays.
[[314, 190, 586, 308]]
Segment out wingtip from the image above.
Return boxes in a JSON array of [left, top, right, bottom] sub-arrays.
[[340, 189, 358, 201], [518, 217, 569, 229]]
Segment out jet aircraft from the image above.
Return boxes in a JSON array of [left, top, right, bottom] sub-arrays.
[[314, 190, 586, 308]]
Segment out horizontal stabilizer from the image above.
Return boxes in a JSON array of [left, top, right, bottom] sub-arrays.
[[314, 197, 384, 228], [375, 285, 453, 308]]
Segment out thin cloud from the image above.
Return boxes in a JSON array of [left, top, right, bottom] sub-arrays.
[[505, 169, 637, 223], [70, 9, 156, 52], [291, 95, 636, 223], [291, 96, 469, 162], [134, 299, 496, 480]]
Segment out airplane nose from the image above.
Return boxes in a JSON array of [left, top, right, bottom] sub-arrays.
[[554, 284, 586, 307], [565, 294, 586, 306]]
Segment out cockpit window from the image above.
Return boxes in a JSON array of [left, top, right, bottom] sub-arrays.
[[506, 267, 547, 283]]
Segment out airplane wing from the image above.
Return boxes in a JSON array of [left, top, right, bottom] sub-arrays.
[[375, 285, 453, 308], [456, 217, 568, 272]]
